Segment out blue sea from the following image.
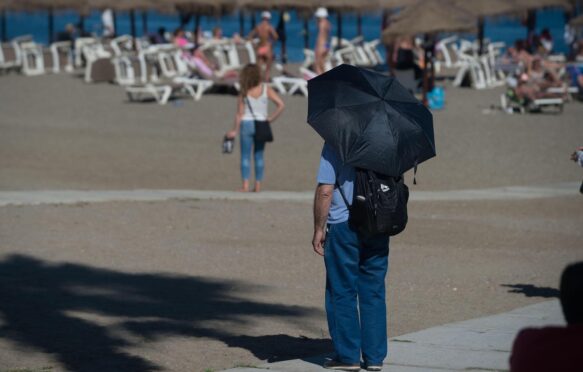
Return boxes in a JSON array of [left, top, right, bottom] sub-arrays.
[[2, 8, 572, 62]]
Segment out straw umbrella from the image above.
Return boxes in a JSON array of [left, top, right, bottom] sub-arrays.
[[89, 0, 171, 48], [14, 0, 88, 43], [571, 13, 583, 27], [319, 0, 378, 49], [383, 0, 476, 105], [172, 0, 234, 46], [451, 0, 522, 54], [0, 0, 18, 42], [512, 0, 572, 47], [237, 0, 314, 63]]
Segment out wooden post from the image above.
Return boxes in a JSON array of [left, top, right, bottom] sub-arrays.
[[477, 16, 484, 55], [1, 10, 7, 42], [278, 11, 287, 64], [130, 9, 136, 50], [48, 7, 54, 44], [336, 12, 342, 50], [194, 13, 201, 46], [142, 11, 148, 36], [303, 18, 309, 49]]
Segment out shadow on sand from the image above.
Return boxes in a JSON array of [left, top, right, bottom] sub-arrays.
[[501, 283, 560, 298], [0, 254, 331, 371]]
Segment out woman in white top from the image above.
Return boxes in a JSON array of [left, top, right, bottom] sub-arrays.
[[226, 64, 285, 192]]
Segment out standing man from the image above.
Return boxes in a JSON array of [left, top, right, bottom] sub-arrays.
[[101, 8, 115, 38], [247, 11, 278, 82], [312, 143, 389, 371], [314, 7, 331, 75]]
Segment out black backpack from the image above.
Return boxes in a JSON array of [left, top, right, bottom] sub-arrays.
[[337, 168, 409, 236]]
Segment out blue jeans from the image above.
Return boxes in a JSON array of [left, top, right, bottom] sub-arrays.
[[240, 120, 265, 181], [324, 221, 389, 365]]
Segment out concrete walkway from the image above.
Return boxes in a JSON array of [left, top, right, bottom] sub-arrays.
[[0, 182, 578, 207], [223, 300, 563, 372]]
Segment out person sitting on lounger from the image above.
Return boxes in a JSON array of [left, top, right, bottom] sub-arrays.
[[247, 11, 278, 82]]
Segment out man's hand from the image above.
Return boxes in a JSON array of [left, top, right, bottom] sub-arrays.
[[312, 228, 326, 256], [313, 183, 333, 257]]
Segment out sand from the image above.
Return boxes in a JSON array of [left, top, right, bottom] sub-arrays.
[[1, 74, 582, 192], [0, 73, 582, 371]]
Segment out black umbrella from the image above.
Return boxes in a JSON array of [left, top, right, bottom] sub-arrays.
[[307, 64, 435, 177]]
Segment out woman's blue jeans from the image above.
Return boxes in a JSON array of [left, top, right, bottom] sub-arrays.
[[324, 221, 390, 365], [240, 120, 265, 182]]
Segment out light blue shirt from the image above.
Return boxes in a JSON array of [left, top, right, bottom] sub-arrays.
[[316, 143, 355, 224]]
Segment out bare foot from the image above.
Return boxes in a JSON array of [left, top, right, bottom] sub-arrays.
[[253, 182, 261, 193], [238, 180, 250, 192]]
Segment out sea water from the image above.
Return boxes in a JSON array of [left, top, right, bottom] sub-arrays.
[[1, 8, 572, 62]]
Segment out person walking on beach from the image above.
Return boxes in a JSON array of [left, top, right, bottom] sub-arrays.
[[314, 7, 331, 75], [312, 143, 389, 371], [226, 64, 285, 192], [247, 11, 279, 82]]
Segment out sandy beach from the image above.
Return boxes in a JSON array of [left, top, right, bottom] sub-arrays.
[[0, 73, 582, 371], [1, 73, 582, 192]]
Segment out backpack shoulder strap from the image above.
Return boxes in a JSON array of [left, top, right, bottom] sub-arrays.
[[335, 180, 351, 209]]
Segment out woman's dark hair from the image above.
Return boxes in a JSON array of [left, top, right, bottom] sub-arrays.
[[514, 39, 526, 52], [239, 64, 261, 97], [560, 261, 583, 325], [173, 28, 184, 37]]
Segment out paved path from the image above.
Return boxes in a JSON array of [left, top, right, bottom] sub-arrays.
[[0, 182, 578, 207], [223, 300, 563, 372]]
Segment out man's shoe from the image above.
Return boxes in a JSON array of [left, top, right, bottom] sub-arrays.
[[323, 359, 361, 371], [365, 365, 383, 371]]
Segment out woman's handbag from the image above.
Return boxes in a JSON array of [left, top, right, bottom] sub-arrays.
[[245, 97, 273, 143]]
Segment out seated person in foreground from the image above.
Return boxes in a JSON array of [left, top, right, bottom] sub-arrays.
[[509, 262, 583, 372]]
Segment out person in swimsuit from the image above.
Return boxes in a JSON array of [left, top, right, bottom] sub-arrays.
[[247, 11, 279, 82], [314, 7, 331, 75], [226, 64, 285, 192]]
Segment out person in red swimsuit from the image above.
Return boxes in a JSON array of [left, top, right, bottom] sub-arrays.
[[509, 262, 583, 372]]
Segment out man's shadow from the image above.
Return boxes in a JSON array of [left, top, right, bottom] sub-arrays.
[[0, 254, 331, 372]]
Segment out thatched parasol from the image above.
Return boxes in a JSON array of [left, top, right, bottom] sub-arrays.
[[382, 0, 476, 105], [9, 0, 90, 43], [452, 0, 520, 17], [512, 0, 572, 11], [382, 0, 476, 41], [236, 0, 314, 10], [379, 0, 417, 9], [87, 0, 171, 12], [570, 14, 583, 28]]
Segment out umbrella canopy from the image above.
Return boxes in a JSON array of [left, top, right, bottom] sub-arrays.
[[512, 0, 572, 11], [452, 0, 521, 17], [571, 14, 583, 27], [236, 0, 314, 10], [318, 0, 379, 12], [379, 0, 417, 9], [172, 0, 233, 15], [87, 0, 172, 12], [14, 0, 88, 12], [382, 0, 476, 41], [307, 64, 435, 177]]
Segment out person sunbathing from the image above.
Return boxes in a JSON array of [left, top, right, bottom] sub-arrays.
[[247, 11, 278, 82], [172, 28, 237, 80]]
